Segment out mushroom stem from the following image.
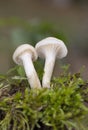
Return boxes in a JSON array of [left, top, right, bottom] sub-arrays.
[[19, 53, 41, 89], [42, 53, 56, 88]]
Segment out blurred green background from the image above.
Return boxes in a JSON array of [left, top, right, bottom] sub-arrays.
[[0, 0, 88, 78]]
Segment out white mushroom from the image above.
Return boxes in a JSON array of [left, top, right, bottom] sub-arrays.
[[35, 37, 68, 88], [13, 44, 41, 89]]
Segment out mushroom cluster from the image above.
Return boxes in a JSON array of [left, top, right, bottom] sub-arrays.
[[13, 37, 68, 89]]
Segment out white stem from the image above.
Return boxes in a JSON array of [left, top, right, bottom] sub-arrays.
[[42, 54, 56, 88], [20, 53, 41, 89]]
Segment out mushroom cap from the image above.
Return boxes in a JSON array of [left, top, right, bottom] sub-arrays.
[[13, 44, 38, 65], [35, 37, 68, 59]]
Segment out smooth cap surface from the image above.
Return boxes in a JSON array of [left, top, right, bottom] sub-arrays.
[[35, 37, 68, 59], [13, 44, 38, 65]]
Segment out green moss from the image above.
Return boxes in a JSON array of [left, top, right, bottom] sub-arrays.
[[0, 65, 88, 130]]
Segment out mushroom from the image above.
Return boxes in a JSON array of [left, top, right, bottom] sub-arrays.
[[35, 37, 68, 88], [13, 44, 41, 89]]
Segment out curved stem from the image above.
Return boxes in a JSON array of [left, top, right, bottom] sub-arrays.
[[42, 54, 56, 88], [20, 53, 41, 89]]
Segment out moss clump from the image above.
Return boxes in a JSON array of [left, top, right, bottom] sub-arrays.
[[0, 66, 88, 130]]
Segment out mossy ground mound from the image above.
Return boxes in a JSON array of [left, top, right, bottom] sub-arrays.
[[0, 66, 88, 130]]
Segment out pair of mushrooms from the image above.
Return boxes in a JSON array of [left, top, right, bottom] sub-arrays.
[[13, 37, 68, 89]]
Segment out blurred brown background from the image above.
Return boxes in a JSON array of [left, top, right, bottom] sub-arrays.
[[0, 0, 88, 78]]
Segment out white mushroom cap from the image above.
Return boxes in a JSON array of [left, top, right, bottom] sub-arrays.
[[35, 37, 68, 59], [13, 44, 38, 65]]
